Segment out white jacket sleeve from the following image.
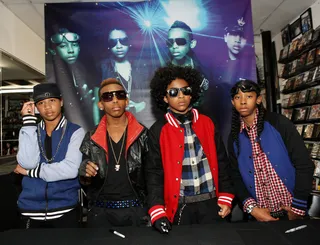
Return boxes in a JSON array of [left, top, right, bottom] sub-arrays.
[[16, 115, 40, 169]]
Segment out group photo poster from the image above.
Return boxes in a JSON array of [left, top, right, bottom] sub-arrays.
[[45, 0, 256, 141]]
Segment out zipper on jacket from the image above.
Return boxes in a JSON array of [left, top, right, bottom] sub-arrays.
[[91, 140, 109, 207], [94, 167, 109, 204], [44, 183, 48, 221], [125, 130, 146, 206], [125, 157, 140, 204]]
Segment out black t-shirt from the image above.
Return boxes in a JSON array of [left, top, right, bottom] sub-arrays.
[[100, 129, 136, 201], [44, 134, 52, 161]]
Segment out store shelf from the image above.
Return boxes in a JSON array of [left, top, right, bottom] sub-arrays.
[[294, 118, 320, 124], [283, 102, 320, 109], [281, 62, 319, 80], [279, 40, 320, 64], [303, 138, 320, 142], [282, 80, 320, 94]]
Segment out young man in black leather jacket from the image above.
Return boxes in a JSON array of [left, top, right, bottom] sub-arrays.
[[79, 78, 149, 227]]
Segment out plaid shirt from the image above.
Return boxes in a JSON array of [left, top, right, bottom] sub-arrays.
[[242, 109, 305, 216], [179, 119, 214, 196]]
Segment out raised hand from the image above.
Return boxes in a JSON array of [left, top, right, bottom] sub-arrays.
[[21, 101, 35, 116]]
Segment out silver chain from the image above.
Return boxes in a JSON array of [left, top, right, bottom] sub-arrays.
[[108, 127, 126, 171], [37, 122, 67, 163], [177, 204, 187, 225]]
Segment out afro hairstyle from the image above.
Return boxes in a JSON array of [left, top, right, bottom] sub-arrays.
[[150, 64, 202, 111]]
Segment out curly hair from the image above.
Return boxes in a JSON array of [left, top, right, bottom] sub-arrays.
[[150, 64, 202, 111], [230, 80, 265, 156]]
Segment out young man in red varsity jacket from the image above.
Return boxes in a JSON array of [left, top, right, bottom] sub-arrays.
[[146, 64, 234, 234]]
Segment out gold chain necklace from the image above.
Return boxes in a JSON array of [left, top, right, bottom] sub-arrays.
[[108, 127, 127, 171]]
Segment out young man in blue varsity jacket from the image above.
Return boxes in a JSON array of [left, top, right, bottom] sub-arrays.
[[228, 80, 314, 221], [146, 65, 234, 234], [14, 83, 85, 228]]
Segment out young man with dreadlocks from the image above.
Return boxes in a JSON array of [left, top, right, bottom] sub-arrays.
[[228, 80, 314, 221], [146, 65, 234, 234]]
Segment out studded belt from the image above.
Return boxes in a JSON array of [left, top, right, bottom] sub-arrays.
[[95, 199, 141, 209], [179, 191, 216, 204]]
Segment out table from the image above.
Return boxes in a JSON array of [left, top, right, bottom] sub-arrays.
[[1, 219, 319, 245]]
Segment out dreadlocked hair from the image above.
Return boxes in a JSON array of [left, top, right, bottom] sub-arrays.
[[231, 107, 241, 156], [150, 64, 202, 111], [231, 103, 266, 156], [256, 103, 266, 138]]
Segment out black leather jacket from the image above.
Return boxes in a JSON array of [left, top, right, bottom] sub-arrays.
[[79, 112, 148, 207]]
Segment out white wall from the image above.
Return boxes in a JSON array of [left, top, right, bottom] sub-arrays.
[[0, 2, 45, 74]]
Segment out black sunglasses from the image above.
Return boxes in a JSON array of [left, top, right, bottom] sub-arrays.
[[101, 90, 127, 102], [167, 86, 192, 97], [108, 37, 129, 48], [230, 81, 260, 98], [166, 38, 188, 47], [51, 32, 80, 44]]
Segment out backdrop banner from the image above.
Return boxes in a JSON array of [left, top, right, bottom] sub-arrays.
[[45, 0, 256, 141]]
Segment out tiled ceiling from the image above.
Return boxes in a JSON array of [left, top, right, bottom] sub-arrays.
[[1, 0, 318, 40]]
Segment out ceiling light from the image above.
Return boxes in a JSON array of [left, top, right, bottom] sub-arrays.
[[0, 89, 33, 94]]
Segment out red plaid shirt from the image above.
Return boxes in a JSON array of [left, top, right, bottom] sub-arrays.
[[242, 109, 305, 216]]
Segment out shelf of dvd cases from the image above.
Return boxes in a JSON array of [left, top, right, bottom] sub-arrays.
[[283, 101, 320, 110], [279, 50, 320, 80], [305, 142, 320, 161], [282, 89, 320, 111], [294, 122, 320, 136], [278, 27, 320, 81], [282, 76, 320, 95], [279, 26, 320, 199], [279, 27, 320, 64]]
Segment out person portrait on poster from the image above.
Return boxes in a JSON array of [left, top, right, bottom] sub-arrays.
[[101, 28, 146, 114]]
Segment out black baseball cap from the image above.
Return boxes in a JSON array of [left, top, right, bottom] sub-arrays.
[[33, 83, 62, 103], [225, 17, 246, 35]]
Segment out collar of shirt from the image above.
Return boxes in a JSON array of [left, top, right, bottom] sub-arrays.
[[169, 108, 193, 124], [240, 108, 259, 133]]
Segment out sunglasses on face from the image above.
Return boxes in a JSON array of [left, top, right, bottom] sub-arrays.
[[51, 32, 80, 44], [100, 90, 127, 102], [108, 37, 129, 48], [166, 38, 188, 47], [167, 86, 192, 97], [231, 82, 260, 98]]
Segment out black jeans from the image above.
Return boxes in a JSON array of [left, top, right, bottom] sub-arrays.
[[20, 208, 79, 229], [173, 197, 225, 225], [87, 206, 149, 228]]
